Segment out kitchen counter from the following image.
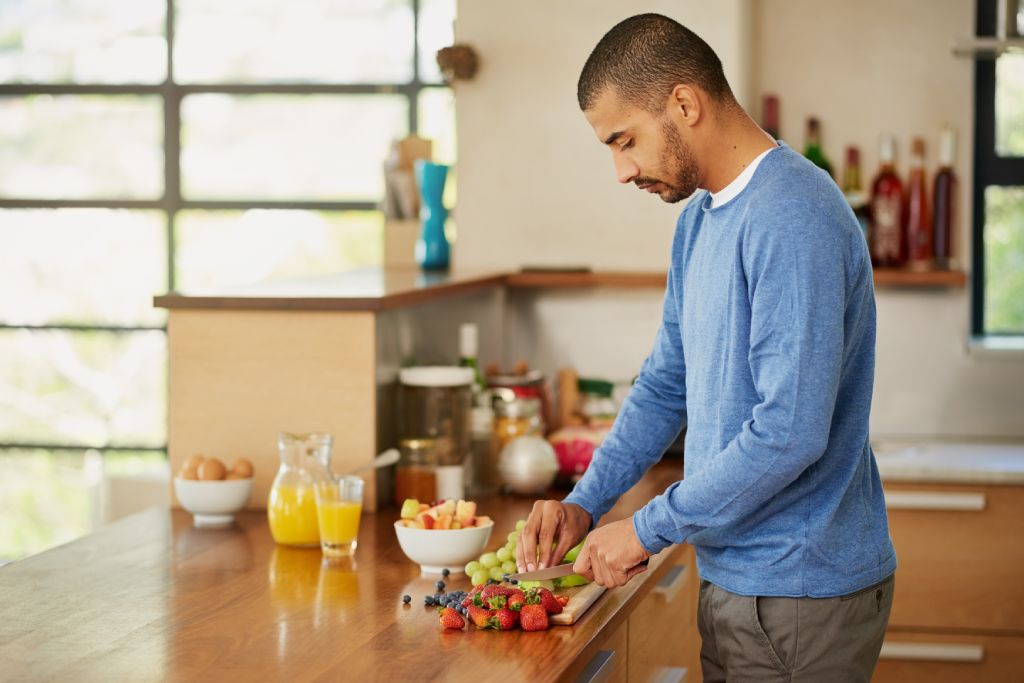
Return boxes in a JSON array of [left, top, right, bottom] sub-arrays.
[[0, 461, 690, 683], [874, 441, 1024, 485]]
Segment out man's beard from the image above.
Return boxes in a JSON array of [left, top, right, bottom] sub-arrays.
[[634, 119, 701, 204]]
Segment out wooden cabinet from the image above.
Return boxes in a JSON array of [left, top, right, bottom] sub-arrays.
[[875, 481, 1024, 681], [627, 544, 702, 683], [873, 632, 1024, 683]]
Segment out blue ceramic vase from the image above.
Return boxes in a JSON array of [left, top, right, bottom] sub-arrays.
[[414, 160, 450, 271]]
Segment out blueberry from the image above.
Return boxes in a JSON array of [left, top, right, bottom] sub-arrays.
[[441, 568, 450, 577], [424, 595, 434, 606], [402, 594, 411, 604], [510, 579, 519, 585], [487, 578, 498, 585], [502, 574, 510, 582], [435, 580, 445, 591]]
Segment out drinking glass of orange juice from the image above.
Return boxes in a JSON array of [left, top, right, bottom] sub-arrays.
[[314, 475, 364, 559]]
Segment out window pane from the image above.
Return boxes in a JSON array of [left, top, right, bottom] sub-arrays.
[[176, 210, 382, 292], [0, 209, 166, 327], [0, 95, 163, 199], [0, 0, 166, 84], [174, 0, 413, 84], [0, 330, 166, 448], [181, 95, 407, 201], [418, 87, 457, 208], [985, 186, 1024, 334], [418, 0, 456, 84], [996, 54, 1024, 157], [0, 449, 168, 562]]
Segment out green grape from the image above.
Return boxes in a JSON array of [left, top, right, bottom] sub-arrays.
[[480, 552, 499, 569], [515, 519, 526, 531], [501, 560, 517, 574], [489, 566, 506, 581], [507, 530, 520, 544], [471, 568, 490, 586], [496, 547, 512, 563], [464, 560, 482, 576], [505, 541, 516, 554]]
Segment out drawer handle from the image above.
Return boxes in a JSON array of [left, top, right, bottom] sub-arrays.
[[653, 563, 688, 602], [575, 649, 616, 683], [879, 642, 984, 662], [884, 491, 986, 511], [650, 665, 688, 683]]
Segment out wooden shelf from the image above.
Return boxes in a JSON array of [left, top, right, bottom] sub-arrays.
[[506, 270, 666, 289], [872, 267, 967, 288]]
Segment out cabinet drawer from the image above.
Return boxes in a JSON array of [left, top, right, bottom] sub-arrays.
[[872, 631, 1024, 682], [884, 482, 1024, 632], [628, 545, 700, 683]]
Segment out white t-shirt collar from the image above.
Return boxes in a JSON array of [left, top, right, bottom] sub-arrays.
[[708, 144, 779, 209]]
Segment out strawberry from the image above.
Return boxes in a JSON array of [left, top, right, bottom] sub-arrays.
[[438, 607, 465, 630], [481, 585, 512, 602], [487, 607, 519, 631], [556, 595, 570, 607], [519, 604, 549, 631], [486, 595, 508, 610], [467, 605, 491, 629], [506, 589, 527, 611], [536, 588, 563, 615]]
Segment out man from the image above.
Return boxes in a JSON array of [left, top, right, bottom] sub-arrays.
[[515, 14, 896, 682]]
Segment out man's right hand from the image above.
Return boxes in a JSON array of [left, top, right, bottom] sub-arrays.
[[516, 500, 592, 573]]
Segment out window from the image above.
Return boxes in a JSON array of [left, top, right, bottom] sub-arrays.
[[973, 0, 1024, 336], [0, 0, 455, 561]]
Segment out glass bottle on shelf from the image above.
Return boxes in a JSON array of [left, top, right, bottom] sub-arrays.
[[905, 137, 933, 270], [493, 396, 543, 454], [842, 146, 869, 238], [762, 94, 780, 140], [932, 128, 957, 270], [268, 432, 333, 547], [458, 323, 486, 395], [870, 135, 906, 268], [394, 438, 438, 505], [803, 117, 833, 179]]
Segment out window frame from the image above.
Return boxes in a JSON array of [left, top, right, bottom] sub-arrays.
[[0, 0, 446, 454], [972, 0, 1024, 337]]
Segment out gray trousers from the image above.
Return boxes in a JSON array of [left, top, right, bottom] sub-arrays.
[[697, 574, 894, 682]]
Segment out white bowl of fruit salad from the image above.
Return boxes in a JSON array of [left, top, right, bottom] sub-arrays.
[[394, 498, 494, 574]]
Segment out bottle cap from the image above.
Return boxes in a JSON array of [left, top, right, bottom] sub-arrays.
[[939, 127, 957, 166], [459, 323, 478, 358], [879, 135, 896, 163], [846, 146, 860, 165]]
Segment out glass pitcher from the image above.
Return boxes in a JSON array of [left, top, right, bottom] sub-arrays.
[[268, 432, 333, 547]]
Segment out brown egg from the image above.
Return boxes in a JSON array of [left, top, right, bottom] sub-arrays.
[[179, 464, 199, 480], [198, 457, 227, 481], [230, 458, 254, 478], [184, 454, 206, 470], [225, 471, 248, 480]]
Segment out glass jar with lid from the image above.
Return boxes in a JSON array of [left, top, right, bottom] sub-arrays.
[[394, 438, 438, 506], [493, 396, 543, 453]]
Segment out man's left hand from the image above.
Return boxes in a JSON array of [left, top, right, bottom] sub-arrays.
[[572, 515, 651, 587]]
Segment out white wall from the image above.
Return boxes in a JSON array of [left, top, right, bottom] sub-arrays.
[[453, 0, 752, 271], [454, 0, 1024, 440]]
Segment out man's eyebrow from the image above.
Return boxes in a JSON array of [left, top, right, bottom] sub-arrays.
[[603, 130, 626, 145]]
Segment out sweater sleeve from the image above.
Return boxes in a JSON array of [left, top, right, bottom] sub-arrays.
[[633, 202, 850, 554], [562, 268, 688, 527]]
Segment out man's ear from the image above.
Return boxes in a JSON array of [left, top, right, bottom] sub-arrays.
[[668, 84, 701, 128]]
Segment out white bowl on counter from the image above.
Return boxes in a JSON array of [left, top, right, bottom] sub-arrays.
[[393, 520, 494, 574], [174, 477, 253, 526]]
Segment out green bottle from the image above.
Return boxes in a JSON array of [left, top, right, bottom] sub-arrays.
[[803, 117, 833, 179]]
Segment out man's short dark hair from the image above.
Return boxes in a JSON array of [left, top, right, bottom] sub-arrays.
[[577, 13, 734, 113]]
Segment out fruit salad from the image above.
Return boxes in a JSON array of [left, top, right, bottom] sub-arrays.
[[395, 498, 492, 530]]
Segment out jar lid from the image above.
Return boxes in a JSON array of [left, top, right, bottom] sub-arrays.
[[400, 437, 437, 450], [400, 366, 475, 387], [495, 397, 541, 418], [577, 378, 614, 397]]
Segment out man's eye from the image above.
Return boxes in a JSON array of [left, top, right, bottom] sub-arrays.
[[619, 141, 633, 151]]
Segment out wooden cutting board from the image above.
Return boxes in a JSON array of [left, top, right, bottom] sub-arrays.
[[550, 581, 607, 625]]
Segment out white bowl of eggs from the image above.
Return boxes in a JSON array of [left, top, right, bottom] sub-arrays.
[[174, 455, 255, 527]]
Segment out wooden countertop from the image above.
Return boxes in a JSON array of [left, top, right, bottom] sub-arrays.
[[0, 461, 686, 682]]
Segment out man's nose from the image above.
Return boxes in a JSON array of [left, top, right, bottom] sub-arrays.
[[614, 155, 639, 184]]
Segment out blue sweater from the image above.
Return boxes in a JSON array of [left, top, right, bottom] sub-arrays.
[[564, 144, 896, 598]]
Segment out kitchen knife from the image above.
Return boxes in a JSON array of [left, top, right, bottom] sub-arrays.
[[508, 558, 649, 582]]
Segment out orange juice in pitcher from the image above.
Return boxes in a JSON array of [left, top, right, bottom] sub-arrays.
[[267, 432, 332, 547]]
